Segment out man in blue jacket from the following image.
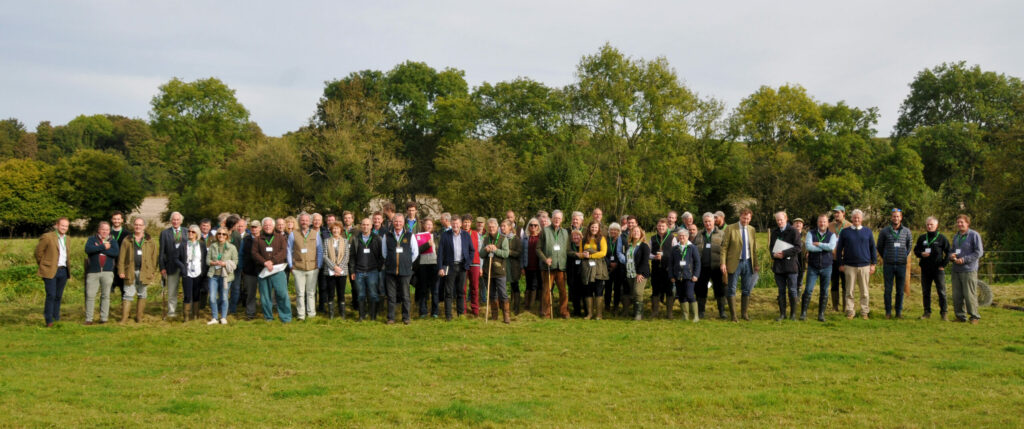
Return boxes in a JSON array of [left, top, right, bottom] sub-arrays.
[[836, 209, 876, 320], [876, 208, 913, 319], [437, 216, 475, 321], [950, 214, 984, 324], [158, 212, 188, 319], [84, 222, 120, 324]]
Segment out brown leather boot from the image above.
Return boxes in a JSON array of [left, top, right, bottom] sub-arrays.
[[651, 297, 661, 319], [192, 302, 200, 322], [490, 301, 500, 321], [665, 298, 674, 320], [183, 302, 190, 322], [502, 301, 511, 324], [120, 300, 131, 323], [136, 298, 146, 323]]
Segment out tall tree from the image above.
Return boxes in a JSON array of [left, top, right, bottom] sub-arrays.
[[53, 149, 145, 227], [0, 159, 70, 236], [149, 77, 254, 192]]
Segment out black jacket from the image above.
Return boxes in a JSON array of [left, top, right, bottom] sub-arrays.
[[628, 242, 651, 278], [437, 229, 475, 273], [158, 227, 188, 274], [669, 243, 702, 281], [769, 225, 800, 274], [913, 231, 951, 272], [349, 233, 384, 273]]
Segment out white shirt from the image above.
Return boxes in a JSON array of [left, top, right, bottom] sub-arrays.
[[57, 234, 67, 267], [186, 241, 203, 278], [452, 231, 463, 262]]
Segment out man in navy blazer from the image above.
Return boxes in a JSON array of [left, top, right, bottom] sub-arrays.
[[158, 211, 188, 319], [437, 216, 475, 321]]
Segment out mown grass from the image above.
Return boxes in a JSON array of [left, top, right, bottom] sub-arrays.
[[2, 238, 1024, 427]]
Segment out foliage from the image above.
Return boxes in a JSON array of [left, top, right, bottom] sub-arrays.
[[0, 159, 71, 235], [432, 139, 523, 216], [53, 149, 144, 229]]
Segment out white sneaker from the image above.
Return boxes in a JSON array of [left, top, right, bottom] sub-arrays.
[[207, 319, 218, 325], [219, 318, 228, 325]]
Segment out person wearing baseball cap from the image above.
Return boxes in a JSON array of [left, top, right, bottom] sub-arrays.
[[829, 205, 852, 313]]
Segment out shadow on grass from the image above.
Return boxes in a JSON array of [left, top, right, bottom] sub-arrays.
[[158, 399, 212, 415], [427, 399, 543, 424]]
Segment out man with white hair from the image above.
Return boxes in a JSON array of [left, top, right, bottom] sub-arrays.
[[913, 216, 951, 320], [288, 213, 323, 320], [254, 217, 291, 323], [159, 211, 188, 319], [769, 211, 801, 321], [836, 209, 877, 320]]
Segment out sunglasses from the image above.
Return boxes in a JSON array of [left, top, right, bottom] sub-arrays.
[[529, 224, 539, 227], [217, 233, 228, 236], [891, 208, 902, 213]]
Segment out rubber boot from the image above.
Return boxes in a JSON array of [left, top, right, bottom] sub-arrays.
[[727, 296, 737, 322], [716, 297, 727, 319], [800, 295, 810, 321], [741, 295, 750, 321], [584, 297, 593, 320], [339, 302, 346, 320], [789, 293, 799, 320], [651, 297, 661, 319], [136, 298, 146, 323], [524, 290, 534, 313], [512, 292, 521, 315], [776, 294, 787, 321], [328, 302, 335, 320], [665, 298, 674, 320], [832, 289, 840, 312], [689, 301, 699, 322], [697, 297, 706, 320], [681, 299, 689, 321], [621, 295, 633, 318], [490, 301, 500, 321], [370, 302, 378, 321], [118, 300, 129, 323], [183, 302, 190, 323], [595, 297, 604, 320], [192, 302, 199, 323], [818, 294, 827, 322], [502, 301, 511, 324], [633, 301, 643, 321]]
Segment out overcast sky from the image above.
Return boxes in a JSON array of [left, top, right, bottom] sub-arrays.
[[2, 1, 1022, 137]]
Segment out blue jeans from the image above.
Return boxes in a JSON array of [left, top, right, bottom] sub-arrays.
[[803, 265, 832, 302], [228, 276, 242, 314], [208, 276, 229, 319], [258, 271, 292, 323], [43, 267, 69, 325], [355, 271, 380, 308], [883, 263, 906, 316], [726, 259, 756, 297]]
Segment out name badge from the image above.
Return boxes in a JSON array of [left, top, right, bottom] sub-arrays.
[[680, 261, 687, 266], [363, 248, 370, 254], [553, 245, 561, 251], [588, 261, 596, 266], [396, 248, 403, 254], [175, 243, 181, 249], [301, 248, 308, 254], [894, 243, 900, 248], [265, 246, 273, 252], [575, 260, 581, 265], [136, 250, 143, 256], [955, 249, 961, 255], [705, 243, 711, 249]]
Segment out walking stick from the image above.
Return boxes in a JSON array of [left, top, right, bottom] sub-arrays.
[[547, 266, 553, 318], [485, 254, 493, 324], [161, 275, 167, 321]]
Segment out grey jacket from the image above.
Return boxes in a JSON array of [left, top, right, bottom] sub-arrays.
[[876, 225, 913, 265], [951, 229, 984, 273]]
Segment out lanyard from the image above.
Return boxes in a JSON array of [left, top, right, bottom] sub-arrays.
[[704, 230, 713, 242], [816, 229, 827, 242], [488, 234, 501, 247], [923, 232, 940, 247], [656, 233, 669, 250], [955, 233, 968, 247], [216, 244, 225, 260], [113, 229, 123, 243], [890, 226, 901, 242], [680, 244, 689, 261], [135, 236, 145, 248], [264, 235, 274, 247], [362, 234, 373, 247], [174, 229, 181, 241], [627, 245, 636, 259], [58, 233, 66, 248], [302, 229, 311, 240], [345, 230, 353, 241]]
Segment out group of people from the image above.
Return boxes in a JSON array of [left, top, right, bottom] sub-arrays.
[[33, 202, 986, 327]]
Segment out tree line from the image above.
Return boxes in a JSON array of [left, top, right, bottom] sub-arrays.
[[1, 44, 1022, 256]]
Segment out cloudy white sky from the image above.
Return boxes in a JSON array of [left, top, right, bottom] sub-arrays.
[[2, 1, 1022, 137]]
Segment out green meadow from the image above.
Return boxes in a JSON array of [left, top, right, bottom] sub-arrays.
[[2, 237, 1023, 427]]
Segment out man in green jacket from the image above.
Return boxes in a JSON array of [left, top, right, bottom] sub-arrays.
[[536, 210, 570, 319]]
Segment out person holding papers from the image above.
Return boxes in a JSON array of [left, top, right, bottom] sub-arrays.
[[253, 217, 291, 323], [769, 211, 801, 321]]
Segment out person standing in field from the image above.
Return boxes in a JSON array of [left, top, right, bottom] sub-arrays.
[[465, 215, 484, 316], [503, 219, 524, 315], [254, 217, 291, 323], [950, 214, 984, 324], [109, 211, 127, 303], [829, 205, 853, 313], [35, 217, 71, 327], [481, 218, 511, 323], [288, 213, 323, 321], [769, 211, 801, 321], [117, 217, 158, 323], [521, 218, 542, 315], [159, 211, 188, 320], [625, 225, 651, 321], [604, 222, 625, 316], [382, 214, 418, 325], [577, 221, 609, 320], [437, 215, 474, 321], [803, 214, 838, 322], [876, 208, 913, 319], [414, 218, 438, 318], [240, 220, 262, 320], [349, 218, 384, 321], [567, 229, 584, 317], [84, 221, 120, 325], [836, 209, 876, 320], [913, 216, 951, 320], [719, 208, 758, 321], [206, 227, 237, 325], [791, 217, 806, 296], [536, 210, 570, 319], [649, 218, 674, 319], [181, 225, 207, 322], [670, 228, 701, 322], [322, 221, 351, 319]]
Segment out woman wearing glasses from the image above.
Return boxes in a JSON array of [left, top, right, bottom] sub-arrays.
[[182, 225, 207, 322], [206, 227, 238, 324], [521, 218, 542, 314]]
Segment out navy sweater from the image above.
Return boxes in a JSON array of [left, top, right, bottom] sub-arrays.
[[836, 226, 877, 267]]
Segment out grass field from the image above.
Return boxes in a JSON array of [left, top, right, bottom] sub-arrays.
[[2, 238, 1024, 427]]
